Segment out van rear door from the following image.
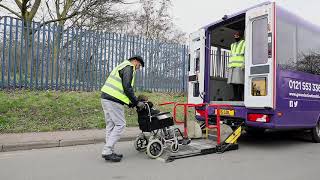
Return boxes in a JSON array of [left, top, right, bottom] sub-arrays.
[[188, 29, 206, 104], [244, 3, 275, 109]]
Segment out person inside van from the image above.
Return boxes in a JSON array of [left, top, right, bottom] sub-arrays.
[[228, 31, 245, 101]]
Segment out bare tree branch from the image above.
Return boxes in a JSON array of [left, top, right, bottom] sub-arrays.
[[28, 0, 41, 20], [21, 0, 28, 17], [14, 0, 22, 10], [118, 0, 139, 4], [60, 0, 73, 19], [0, 4, 22, 18], [46, 0, 55, 20], [42, 11, 79, 26], [55, 0, 61, 19]]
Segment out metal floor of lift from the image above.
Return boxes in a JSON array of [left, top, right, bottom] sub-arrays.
[[156, 124, 242, 162], [157, 138, 228, 162]]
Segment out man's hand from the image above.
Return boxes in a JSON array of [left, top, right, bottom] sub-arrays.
[[241, 64, 245, 71], [136, 101, 146, 110]]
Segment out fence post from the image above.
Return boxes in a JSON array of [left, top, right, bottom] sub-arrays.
[[50, 23, 56, 89], [8, 17, 13, 89], [1, 16, 7, 89], [55, 25, 61, 91], [35, 22, 40, 90], [13, 18, 19, 89], [40, 21, 45, 89]]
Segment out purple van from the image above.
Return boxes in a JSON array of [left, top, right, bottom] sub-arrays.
[[188, 1, 320, 142]]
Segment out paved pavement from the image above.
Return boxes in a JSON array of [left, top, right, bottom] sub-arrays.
[[0, 124, 232, 152], [0, 127, 140, 152]]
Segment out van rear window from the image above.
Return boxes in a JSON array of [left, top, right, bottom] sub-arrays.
[[195, 49, 200, 72], [252, 16, 268, 65], [193, 82, 200, 97], [251, 77, 267, 96]]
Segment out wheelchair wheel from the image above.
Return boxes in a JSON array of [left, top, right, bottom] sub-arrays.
[[170, 141, 179, 153], [146, 139, 163, 159], [134, 134, 148, 152], [148, 135, 156, 142]]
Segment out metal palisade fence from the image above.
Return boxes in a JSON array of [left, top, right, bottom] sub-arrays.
[[0, 16, 189, 92]]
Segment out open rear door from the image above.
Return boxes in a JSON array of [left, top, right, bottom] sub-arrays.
[[188, 29, 206, 104], [244, 3, 275, 109]]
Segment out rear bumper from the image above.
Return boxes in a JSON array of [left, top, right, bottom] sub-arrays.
[[195, 106, 277, 129], [246, 121, 276, 129], [194, 105, 316, 129]]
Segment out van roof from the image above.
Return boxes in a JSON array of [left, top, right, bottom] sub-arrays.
[[201, 1, 320, 33], [201, 1, 272, 30]]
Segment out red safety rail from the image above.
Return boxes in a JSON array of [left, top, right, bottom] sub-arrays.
[[158, 101, 177, 121], [204, 104, 233, 145], [159, 102, 233, 145], [159, 102, 176, 106], [159, 102, 206, 140], [173, 103, 206, 139]]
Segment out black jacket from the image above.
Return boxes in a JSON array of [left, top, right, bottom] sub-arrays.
[[101, 65, 138, 106]]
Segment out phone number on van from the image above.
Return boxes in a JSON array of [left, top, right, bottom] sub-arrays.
[[289, 80, 320, 92]]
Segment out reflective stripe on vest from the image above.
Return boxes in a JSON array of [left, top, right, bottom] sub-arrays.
[[229, 40, 245, 68], [101, 60, 136, 105]]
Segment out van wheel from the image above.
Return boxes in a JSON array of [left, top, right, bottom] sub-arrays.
[[311, 120, 320, 143], [245, 127, 265, 136]]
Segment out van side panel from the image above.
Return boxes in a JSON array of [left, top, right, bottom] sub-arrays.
[[275, 6, 320, 128], [276, 69, 320, 128]]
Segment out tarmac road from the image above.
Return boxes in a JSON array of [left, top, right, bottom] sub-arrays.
[[0, 131, 319, 180]]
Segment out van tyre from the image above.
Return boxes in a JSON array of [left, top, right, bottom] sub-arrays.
[[311, 120, 320, 143]]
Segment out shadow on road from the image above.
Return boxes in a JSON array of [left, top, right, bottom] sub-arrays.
[[237, 130, 314, 149]]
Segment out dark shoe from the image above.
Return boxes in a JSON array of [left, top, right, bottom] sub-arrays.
[[104, 154, 121, 162], [114, 153, 123, 158], [102, 153, 123, 158]]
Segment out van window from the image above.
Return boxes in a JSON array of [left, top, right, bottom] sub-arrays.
[[276, 17, 296, 68], [277, 14, 320, 75], [188, 54, 191, 71], [251, 77, 267, 96], [193, 82, 200, 97], [195, 49, 200, 71], [252, 16, 268, 65]]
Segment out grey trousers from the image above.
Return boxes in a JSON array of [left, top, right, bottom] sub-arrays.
[[101, 99, 126, 155], [227, 67, 244, 84]]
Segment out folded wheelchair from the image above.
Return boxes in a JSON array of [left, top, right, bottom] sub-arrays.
[[133, 103, 184, 158]]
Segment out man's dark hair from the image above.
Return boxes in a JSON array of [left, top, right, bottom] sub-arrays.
[[234, 31, 244, 37], [129, 56, 144, 67]]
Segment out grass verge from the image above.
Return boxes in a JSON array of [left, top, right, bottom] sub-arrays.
[[0, 90, 186, 133]]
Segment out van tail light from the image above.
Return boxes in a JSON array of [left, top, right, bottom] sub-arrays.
[[248, 114, 270, 123]]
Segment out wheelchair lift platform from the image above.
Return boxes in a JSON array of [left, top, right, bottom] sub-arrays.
[[161, 124, 241, 162], [159, 102, 242, 162], [134, 102, 242, 162]]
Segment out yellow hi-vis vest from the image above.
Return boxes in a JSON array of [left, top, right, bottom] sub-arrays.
[[229, 40, 245, 68], [101, 60, 136, 105]]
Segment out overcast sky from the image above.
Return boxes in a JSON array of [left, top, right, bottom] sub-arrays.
[[171, 0, 320, 34], [1, 0, 319, 35]]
